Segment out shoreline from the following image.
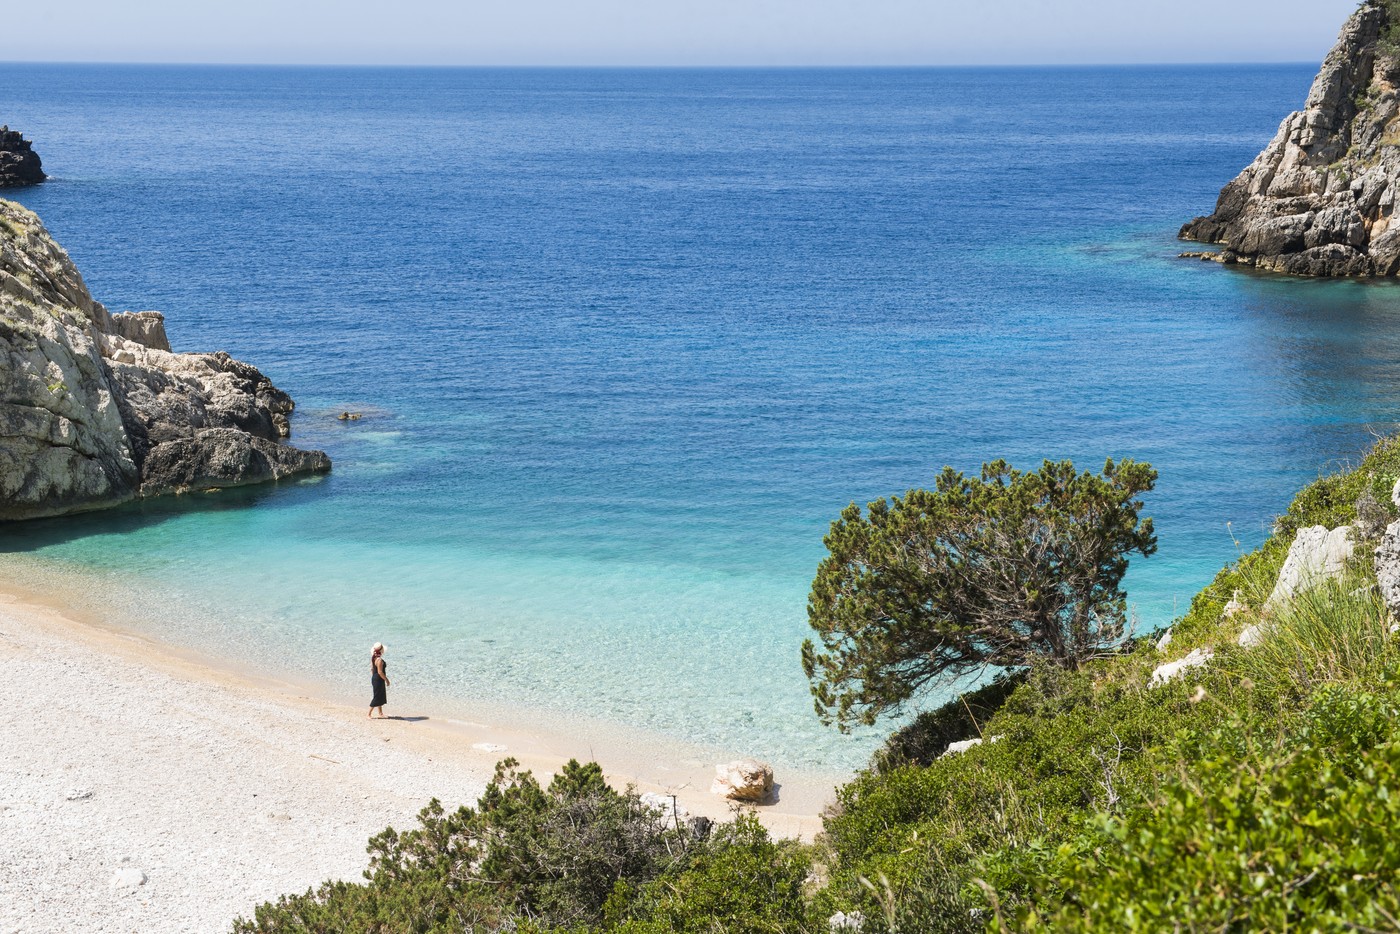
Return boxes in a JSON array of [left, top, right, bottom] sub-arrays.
[[0, 580, 830, 934]]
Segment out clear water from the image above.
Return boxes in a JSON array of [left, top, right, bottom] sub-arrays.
[[5, 63, 1400, 772]]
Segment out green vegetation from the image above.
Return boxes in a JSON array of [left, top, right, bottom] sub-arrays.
[[238, 439, 1400, 932], [802, 459, 1156, 729], [233, 760, 815, 933], [1376, 0, 1400, 60]]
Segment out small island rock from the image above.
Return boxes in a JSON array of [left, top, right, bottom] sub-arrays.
[[0, 126, 45, 188]]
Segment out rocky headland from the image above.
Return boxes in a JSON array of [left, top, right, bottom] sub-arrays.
[[1180, 1, 1400, 276], [0, 199, 329, 521], [0, 126, 45, 188]]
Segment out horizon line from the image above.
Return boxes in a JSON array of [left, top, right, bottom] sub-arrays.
[[0, 58, 1325, 70]]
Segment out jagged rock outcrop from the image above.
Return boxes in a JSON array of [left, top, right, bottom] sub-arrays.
[[0, 198, 329, 520], [0, 127, 45, 188], [1265, 525, 1355, 610], [1180, 2, 1400, 276]]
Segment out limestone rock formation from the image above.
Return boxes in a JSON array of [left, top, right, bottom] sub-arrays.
[[0, 198, 329, 521], [1179, 2, 1400, 276], [1374, 519, 1400, 614], [710, 759, 774, 803], [1150, 647, 1214, 687], [0, 127, 45, 188], [1265, 525, 1355, 610]]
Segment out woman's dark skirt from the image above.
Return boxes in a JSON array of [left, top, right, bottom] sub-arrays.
[[370, 675, 387, 707]]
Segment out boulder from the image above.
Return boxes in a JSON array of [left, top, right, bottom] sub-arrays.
[[1178, 3, 1400, 277], [1154, 628, 1172, 651], [1150, 647, 1215, 687], [1265, 525, 1354, 610], [0, 198, 329, 520], [710, 758, 774, 803], [0, 126, 44, 188]]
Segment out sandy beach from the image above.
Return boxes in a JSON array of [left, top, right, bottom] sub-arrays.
[[0, 587, 829, 934]]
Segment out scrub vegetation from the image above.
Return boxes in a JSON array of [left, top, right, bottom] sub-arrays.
[[237, 437, 1400, 932]]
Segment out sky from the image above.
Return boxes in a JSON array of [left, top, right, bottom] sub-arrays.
[[4, 0, 1365, 66]]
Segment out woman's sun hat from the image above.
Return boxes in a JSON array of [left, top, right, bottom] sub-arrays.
[[372, 642, 385, 653]]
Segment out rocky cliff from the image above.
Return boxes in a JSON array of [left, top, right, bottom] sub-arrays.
[[0, 127, 45, 188], [0, 199, 329, 521], [1180, 2, 1400, 276]]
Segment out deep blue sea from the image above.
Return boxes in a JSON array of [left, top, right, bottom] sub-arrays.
[[4, 63, 1399, 772]]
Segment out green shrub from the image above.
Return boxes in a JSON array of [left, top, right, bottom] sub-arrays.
[[1011, 681, 1400, 931], [1220, 573, 1395, 697], [233, 759, 690, 933], [619, 813, 815, 934]]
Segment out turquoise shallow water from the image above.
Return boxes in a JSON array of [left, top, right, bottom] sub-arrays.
[[5, 64, 1400, 771]]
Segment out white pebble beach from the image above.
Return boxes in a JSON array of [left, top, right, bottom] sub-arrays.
[[0, 590, 825, 934]]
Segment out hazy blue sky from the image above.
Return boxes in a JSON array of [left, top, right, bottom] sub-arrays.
[[4, 0, 1363, 66]]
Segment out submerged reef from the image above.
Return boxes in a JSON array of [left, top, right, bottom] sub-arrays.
[[0, 198, 329, 520], [1181, 1, 1400, 276]]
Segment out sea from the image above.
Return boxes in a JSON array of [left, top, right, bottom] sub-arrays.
[[3, 63, 1398, 773]]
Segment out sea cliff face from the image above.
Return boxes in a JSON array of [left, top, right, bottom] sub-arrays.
[[1180, 1, 1400, 276], [0, 199, 329, 520]]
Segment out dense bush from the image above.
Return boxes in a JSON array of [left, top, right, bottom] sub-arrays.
[[234, 759, 694, 933], [616, 814, 815, 934], [811, 435, 1400, 929], [1013, 680, 1400, 931]]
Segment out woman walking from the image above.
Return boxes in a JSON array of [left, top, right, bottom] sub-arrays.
[[369, 642, 389, 718]]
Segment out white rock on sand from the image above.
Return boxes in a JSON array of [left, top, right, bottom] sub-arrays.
[[710, 759, 775, 803]]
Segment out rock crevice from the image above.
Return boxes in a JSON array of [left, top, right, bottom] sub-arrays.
[[0, 198, 329, 521], [1180, 2, 1400, 277]]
